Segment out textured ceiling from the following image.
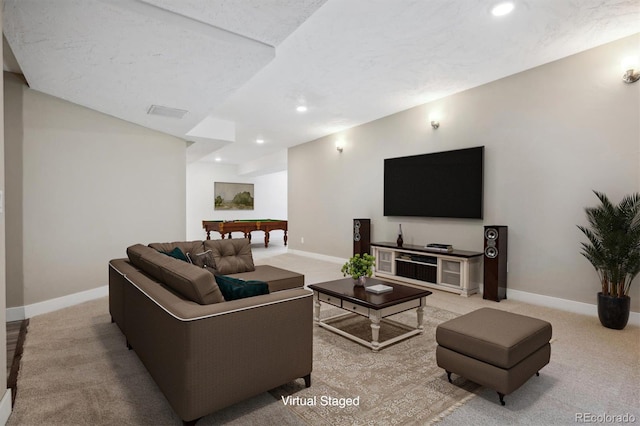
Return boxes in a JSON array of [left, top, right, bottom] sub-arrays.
[[3, 0, 640, 172]]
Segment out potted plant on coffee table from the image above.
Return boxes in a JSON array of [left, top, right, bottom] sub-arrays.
[[341, 253, 375, 286], [577, 191, 640, 330]]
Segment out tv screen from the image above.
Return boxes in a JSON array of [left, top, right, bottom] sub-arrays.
[[384, 146, 484, 219]]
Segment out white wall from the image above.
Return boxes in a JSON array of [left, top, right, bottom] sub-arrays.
[[4, 73, 187, 307], [186, 162, 288, 242], [289, 34, 640, 312]]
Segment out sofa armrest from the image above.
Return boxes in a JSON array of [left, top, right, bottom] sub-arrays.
[[127, 268, 310, 321]]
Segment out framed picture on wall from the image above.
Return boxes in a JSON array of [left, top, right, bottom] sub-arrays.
[[214, 182, 254, 210]]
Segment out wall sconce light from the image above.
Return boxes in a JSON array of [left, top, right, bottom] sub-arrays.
[[621, 56, 639, 84], [431, 121, 440, 129], [336, 141, 344, 153]]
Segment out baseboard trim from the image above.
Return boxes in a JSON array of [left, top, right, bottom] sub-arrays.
[[287, 249, 346, 265], [506, 288, 640, 326], [0, 389, 12, 425], [5, 307, 24, 323], [6, 285, 108, 321]]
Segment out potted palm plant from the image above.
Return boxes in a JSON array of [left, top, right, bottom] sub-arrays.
[[341, 253, 375, 286], [577, 191, 640, 330]]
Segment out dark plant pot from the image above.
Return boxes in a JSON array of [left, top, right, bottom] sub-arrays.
[[597, 292, 631, 330]]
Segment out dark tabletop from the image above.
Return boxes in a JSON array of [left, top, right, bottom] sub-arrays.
[[309, 277, 432, 309], [370, 242, 483, 258]]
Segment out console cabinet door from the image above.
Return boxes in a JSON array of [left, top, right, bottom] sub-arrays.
[[376, 249, 394, 273], [439, 259, 462, 287]]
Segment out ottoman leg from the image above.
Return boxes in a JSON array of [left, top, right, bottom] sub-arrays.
[[446, 371, 452, 383], [498, 392, 505, 406]]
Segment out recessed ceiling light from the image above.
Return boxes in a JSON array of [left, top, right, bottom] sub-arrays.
[[215, 157, 221, 162], [491, 2, 514, 16], [256, 138, 265, 144], [296, 105, 308, 113]]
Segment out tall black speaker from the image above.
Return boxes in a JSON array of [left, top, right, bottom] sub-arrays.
[[483, 225, 508, 302], [353, 219, 371, 256]]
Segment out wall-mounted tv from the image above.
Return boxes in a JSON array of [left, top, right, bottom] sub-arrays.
[[384, 146, 484, 219]]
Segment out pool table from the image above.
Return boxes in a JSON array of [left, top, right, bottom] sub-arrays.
[[202, 219, 288, 248]]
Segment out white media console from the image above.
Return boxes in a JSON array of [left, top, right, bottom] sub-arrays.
[[371, 242, 483, 297]]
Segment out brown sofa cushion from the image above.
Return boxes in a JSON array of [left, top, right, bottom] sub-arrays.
[[203, 239, 255, 274], [149, 241, 205, 261], [436, 308, 552, 369], [127, 244, 224, 305], [127, 244, 163, 279], [230, 265, 304, 292]]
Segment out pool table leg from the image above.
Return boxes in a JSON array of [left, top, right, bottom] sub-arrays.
[[264, 231, 270, 248]]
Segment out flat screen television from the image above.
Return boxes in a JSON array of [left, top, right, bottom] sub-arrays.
[[384, 146, 484, 219]]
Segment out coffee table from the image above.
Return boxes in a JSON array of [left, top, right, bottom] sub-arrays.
[[308, 277, 432, 351]]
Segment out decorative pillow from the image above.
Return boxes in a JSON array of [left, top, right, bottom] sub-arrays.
[[203, 239, 256, 274], [187, 250, 216, 269], [214, 275, 270, 301], [161, 247, 189, 262]]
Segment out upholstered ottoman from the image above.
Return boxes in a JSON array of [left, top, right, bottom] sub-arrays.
[[436, 308, 552, 405]]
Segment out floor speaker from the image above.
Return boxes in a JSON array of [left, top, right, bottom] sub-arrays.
[[353, 219, 371, 256], [483, 225, 507, 302]]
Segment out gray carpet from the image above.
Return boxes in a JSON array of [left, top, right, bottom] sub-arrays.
[[8, 297, 475, 425], [271, 305, 478, 425]]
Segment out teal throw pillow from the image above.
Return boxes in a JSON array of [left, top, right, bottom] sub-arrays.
[[162, 247, 189, 262], [214, 275, 270, 301]]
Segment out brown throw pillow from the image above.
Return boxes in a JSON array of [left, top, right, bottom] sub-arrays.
[[187, 250, 216, 270]]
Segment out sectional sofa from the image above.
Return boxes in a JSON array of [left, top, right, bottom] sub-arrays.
[[108, 238, 313, 424]]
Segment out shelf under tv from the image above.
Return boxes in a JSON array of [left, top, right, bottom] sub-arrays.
[[370, 242, 483, 297]]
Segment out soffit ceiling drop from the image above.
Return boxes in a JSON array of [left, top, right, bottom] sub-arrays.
[[3, 0, 326, 162], [3, 1, 640, 169]]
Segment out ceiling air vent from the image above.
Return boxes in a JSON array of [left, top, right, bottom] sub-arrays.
[[147, 105, 188, 119]]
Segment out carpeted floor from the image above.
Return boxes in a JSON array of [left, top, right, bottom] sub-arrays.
[[271, 305, 478, 425], [7, 248, 640, 425], [7, 296, 474, 425]]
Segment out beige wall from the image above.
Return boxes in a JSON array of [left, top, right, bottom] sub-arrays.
[[289, 34, 640, 312], [4, 73, 187, 307]]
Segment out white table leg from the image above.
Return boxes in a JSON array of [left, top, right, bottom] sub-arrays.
[[313, 292, 321, 324], [417, 296, 425, 333], [370, 310, 382, 351]]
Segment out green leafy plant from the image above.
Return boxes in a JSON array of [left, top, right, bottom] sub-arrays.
[[577, 191, 640, 298], [341, 253, 375, 279]]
